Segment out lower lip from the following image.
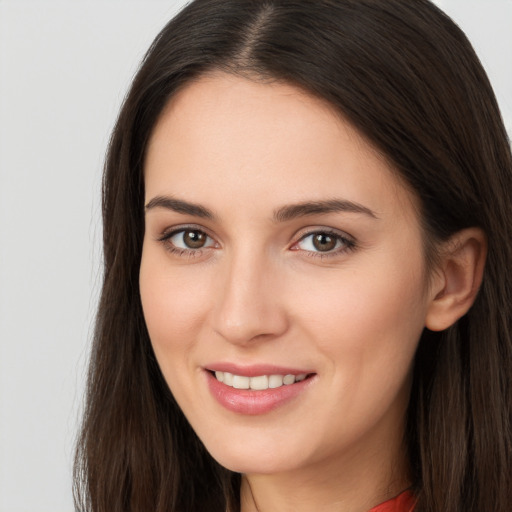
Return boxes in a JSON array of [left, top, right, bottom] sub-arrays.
[[205, 371, 315, 415]]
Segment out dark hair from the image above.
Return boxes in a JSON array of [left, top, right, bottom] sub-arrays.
[[74, 1, 512, 511]]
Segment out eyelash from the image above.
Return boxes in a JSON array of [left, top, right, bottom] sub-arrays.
[[292, 229, 356, 259], [157, 226, 357, 259], [157, 226, 216, 258]]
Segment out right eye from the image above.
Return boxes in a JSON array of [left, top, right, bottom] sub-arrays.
[[160, 228, 217, 252]]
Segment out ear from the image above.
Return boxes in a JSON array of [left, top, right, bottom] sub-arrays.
[[425, 228, 487, 331]]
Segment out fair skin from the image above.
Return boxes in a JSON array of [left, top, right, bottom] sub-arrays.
[[140, 73, 486, 512]]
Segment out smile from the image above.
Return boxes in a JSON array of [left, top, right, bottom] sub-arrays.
[[213, 371, 308, 390], [206, 367, 316, 414]]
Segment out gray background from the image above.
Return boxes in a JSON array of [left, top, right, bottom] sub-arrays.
[[0, 1, 510, 511]]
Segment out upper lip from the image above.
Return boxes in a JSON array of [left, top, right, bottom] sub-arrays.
[[204, 362, 315, 377]]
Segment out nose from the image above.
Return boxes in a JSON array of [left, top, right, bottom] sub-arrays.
[[211, 251, 289, 345]]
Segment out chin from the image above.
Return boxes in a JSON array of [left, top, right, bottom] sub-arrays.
[[214, 454, 295, 476], [200, 433, 304, 475]]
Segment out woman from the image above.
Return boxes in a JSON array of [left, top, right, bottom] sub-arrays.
[[74, 1, 512, 511]]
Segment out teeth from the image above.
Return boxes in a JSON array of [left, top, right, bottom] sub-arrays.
[[232, 375, 250, 389], [213, 371, 308, 390], [250, 375, 268, 390], [283, 374, 295, 385], [268, 374, 283, 388]]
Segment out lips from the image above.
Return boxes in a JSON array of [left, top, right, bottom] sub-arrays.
[[204, 364, 315, 415]]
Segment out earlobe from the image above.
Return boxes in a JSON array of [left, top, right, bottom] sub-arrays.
[[425, 228, 487, 332]]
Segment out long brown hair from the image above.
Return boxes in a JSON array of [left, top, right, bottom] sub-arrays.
[[74, 1, 512, 511]]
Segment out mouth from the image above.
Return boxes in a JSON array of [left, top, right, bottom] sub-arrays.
[[203, 362, 318, 415], [204, 364, 316, 414], [209, 370, 311, 390]]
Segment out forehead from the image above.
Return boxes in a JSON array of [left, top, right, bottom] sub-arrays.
[[144, 73, 417, 221]]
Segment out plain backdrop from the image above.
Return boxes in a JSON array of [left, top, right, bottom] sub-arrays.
[[0, 1, 510, 511]]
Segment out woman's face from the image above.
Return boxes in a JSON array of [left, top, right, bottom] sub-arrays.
[[140, 74, 433, 478]]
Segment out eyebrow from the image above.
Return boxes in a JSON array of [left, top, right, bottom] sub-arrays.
[[145, 196, 215, 219], [272, 199, 378, 222], [145, 195, 377, 222]]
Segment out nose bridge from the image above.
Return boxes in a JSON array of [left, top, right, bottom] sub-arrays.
[[212, 245, 287, 344]]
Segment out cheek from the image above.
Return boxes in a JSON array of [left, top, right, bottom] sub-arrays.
[[139, 246, 212, 361], [291, 252, 428, 377], [288, 261, 426, 442]]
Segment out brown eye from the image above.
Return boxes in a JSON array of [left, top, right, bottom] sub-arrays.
[[294, 230, 354, 255], [312, 233, 337, 252], [166, 229, 215, 251], [183, 230, 207, 248]]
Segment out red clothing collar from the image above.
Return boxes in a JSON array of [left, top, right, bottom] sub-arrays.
[[368, 491, 415, 512]]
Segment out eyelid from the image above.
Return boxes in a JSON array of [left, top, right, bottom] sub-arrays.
[[290, 227, 356, 256], [157, 223, 215, 240], [157, 224, 219, 252]]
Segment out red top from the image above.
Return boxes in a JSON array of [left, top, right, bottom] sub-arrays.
[[368, 491, 415, 512]]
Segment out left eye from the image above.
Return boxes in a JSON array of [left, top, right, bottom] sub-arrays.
[[168, 229, 216, 250], [295, 232, 350, 253]]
